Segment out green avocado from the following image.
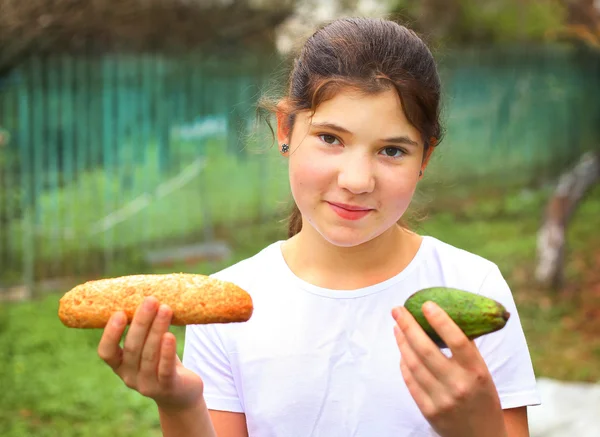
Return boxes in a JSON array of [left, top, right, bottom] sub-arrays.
[[403, 287, 511, 348]]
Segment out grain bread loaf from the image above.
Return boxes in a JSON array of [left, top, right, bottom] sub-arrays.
[[58, 273, 253, 328]]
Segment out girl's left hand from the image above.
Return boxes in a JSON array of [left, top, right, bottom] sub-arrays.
[[391, 302, 507, 437]]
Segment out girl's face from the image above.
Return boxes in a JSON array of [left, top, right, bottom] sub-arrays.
[[278, 87, 430, 247]]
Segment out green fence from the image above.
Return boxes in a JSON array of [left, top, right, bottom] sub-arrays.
[[431, 45, 599, 185], [0, 51, 291, 291], [0, 45, 598, 292]]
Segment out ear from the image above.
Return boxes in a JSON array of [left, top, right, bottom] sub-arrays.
[[419, 145, 435, 179], [276, 100, 292, 146]]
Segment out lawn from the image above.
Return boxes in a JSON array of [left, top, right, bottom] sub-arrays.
[[1, 183, 599, 435]]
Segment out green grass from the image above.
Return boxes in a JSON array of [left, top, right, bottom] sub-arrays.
[[0, 297, 171, 437], [1, 184, 599, 435]]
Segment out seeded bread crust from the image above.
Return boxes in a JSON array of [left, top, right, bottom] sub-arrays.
[[58, 273, 253, 328]]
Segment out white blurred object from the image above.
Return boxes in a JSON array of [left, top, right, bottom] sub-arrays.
[[275, 0, 390, 54], [528, 377, 600, 437]]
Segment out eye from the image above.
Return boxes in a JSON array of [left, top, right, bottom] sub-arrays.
[[318, 134, 341, 145], [380, 147, 405, 158]]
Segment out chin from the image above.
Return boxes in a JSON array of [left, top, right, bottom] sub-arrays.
[[312, 223, 386, 248], [300, 205, 404, 248]]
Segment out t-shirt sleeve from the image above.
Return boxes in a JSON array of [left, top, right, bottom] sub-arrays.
[[474, 264, 542, 409], [182, 323, 244, 413]]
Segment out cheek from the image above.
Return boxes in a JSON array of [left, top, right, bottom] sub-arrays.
[[289, 151, 332, 195], [379, 171, 419, 207]]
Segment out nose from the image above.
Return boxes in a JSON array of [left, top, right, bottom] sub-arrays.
[[337, 152, 375, 194]]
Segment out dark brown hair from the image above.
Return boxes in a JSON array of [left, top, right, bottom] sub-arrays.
[[260, 17, 443, 238]]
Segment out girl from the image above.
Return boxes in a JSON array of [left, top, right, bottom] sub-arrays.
[[97, 17, 541, 437]]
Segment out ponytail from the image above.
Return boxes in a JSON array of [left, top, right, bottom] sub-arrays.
[[287, 203, 302, 238]]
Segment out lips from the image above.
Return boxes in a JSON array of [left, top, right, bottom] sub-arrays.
[[328, 202, 371, 211], [327, 201, 374, 221]]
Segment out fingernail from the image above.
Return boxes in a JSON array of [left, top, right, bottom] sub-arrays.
[[391, 308, 401, 320], [112, 312, 125, 326], [158, 305, 170, 319], [423, 301, 438, 315], [143, 297, 154, 310]]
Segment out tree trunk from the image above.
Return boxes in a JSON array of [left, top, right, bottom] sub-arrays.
[[535, 151, 600, 289]]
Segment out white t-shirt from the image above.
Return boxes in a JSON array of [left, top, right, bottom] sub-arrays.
[[182, 236, 541, 437]]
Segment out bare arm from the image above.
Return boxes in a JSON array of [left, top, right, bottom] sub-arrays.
[[157, 401, 248, 437], [157, 399, 217, 437], [504, 407, 530, 437], [209, 410, 249, 437]]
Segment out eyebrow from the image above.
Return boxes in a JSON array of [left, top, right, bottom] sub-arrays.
[[310, 121, 420, 147]]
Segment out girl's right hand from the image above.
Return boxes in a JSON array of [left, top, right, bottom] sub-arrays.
[[97, 296, 205, 411]]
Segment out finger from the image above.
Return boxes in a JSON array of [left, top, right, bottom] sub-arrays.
[[422, 301, 483, 367], [121, 296, 159, 374], [394, 324, 443, 397], [140, 304, 173, 378], [157, 332, 178, 387], [400, 356, 434, 417], [394, 306, 451, 377], [97, 311, 128, 371]]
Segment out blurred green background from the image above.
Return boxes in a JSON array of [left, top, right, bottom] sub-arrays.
[[1, 0, 599, 435]]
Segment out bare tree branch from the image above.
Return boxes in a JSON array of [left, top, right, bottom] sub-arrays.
[[536, 151, 600, 289]]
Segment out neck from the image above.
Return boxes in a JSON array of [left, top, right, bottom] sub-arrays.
[[281, 223, 423, 290]]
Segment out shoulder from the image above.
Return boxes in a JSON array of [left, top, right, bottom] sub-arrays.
[[418, 236, 508, 297], [209, 240, 284, 297], [211, 240, 281, 276], [184, 240, 284, 349], [422, 235, 495, 269]]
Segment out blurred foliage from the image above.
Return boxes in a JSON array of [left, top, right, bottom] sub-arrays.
[[391, 0, 568, 46], [0, 0, 295, 74]]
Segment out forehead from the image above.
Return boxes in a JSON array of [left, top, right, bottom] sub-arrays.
[[303, 87, 421, 141]]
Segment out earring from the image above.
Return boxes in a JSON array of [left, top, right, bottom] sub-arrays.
[[419, 170, 423, 176], [281, 143, 289, 153]]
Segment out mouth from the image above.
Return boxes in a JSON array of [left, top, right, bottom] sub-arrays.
[[327, 202, 373, 211], [326, 201, 374, 221]]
